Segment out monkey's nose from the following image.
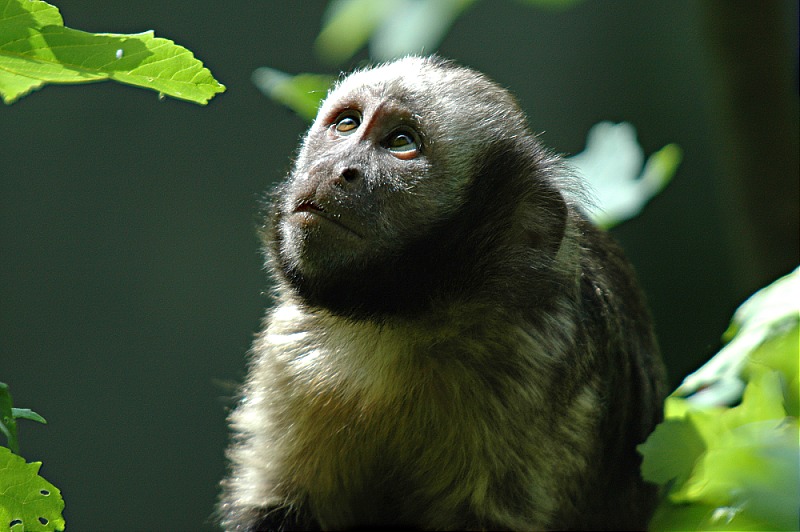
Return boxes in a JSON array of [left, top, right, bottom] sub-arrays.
[[339, 167, 362, 184]]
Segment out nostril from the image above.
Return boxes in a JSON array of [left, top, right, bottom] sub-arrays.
[[340, 167, 361, 183]]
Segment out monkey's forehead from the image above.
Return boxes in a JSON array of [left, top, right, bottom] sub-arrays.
[[343, 56, 440, 82], [322, 56, 523, 124], [327, 57, 451, 104]]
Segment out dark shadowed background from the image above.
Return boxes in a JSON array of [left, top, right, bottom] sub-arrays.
[[2, 1, 797, 530]]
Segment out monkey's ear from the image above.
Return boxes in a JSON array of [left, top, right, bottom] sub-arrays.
[[473, 137, 568, 260]]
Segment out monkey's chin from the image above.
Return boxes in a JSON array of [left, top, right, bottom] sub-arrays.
[[279, 215, 368, 276], [289, 210, 364, 241]]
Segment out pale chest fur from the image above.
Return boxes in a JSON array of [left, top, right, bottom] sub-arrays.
[[244, 299, 598, 527]]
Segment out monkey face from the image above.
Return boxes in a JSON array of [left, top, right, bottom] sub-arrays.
[[278, 98, 434, 276], [269, 57, 565, 318], [278, 68, 472, 277]]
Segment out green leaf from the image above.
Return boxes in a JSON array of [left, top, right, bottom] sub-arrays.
[[723, 266, 800, 343], [314, 0, 580, 64], [314, 0, 388, 64], [252, 67, 333, 121], [0, 0, 225, 105], [676, 418, 799, 530], [11, 408, 47, 425], [0, 446, 65, 531], [0, 382, 20, 454], [567, 121, 681, 229], [369, 0, 477, 61], [643, 371, 800, 530], [642, 269, 800, 531], [0, 383, 47, 454], [639, 143, 682, 197], [746, 323, 799, 417], [648, 501, 775, 532], [638, 418, 705, 487], [315, 0, 476, 64], [675, 267, 799, 407]]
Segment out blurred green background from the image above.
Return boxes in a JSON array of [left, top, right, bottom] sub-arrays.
[[2, 1, 797, 530]]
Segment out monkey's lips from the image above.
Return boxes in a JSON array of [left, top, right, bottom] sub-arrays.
[[291, 201, 363, 239]]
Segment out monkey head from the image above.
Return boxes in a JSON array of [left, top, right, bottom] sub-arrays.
[[270, 56, 568, 319]]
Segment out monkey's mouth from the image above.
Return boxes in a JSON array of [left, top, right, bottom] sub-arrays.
[[292, 201, 363, 239]]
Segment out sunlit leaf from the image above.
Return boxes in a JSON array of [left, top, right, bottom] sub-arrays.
[[746, 324, 799, 417], [315, 0, 581, 64], [314, 0, 387, 64], [0, 0, 225, 105], [637, 418, 705, 486], [682, 419, 798, 526], [0, 383, 47, 455], [0, 382, 18, 454], [369, 0, 477, 60], [567, 121, 681, 229], [675, 267, 799, 407], [252, 67, 333, 121], [723, 266, 800, 343], [0, 446, 65, 531], [640, 269, 800, 531], [648, 501, 780, 532], [642, 374, 799, 530]]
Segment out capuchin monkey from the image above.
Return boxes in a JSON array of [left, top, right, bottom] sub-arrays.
[[220, 56, 666, 531]]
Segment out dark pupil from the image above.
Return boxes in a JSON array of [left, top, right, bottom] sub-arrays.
[[392, 134, 411, 147], [338, 117, 357, 130]]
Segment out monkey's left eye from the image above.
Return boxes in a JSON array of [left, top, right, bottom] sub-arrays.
[[333, 112, 361, 135], [385, 128, 420, 159]]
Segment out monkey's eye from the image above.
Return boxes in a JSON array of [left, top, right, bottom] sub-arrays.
[[386, 128, 420, 159], [333, 112, 361, 135]]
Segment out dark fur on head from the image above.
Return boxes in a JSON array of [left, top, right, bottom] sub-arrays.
[[220, 56, 666, 531]]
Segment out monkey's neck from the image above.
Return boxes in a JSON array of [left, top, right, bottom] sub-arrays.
[[265, 294, 578, 403]]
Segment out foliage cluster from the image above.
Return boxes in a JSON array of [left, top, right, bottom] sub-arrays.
[[639, 268, 799, 530], [1, 384, 64, 531]]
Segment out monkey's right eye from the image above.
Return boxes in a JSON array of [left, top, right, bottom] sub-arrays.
[[333, 113, 361, 135]]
